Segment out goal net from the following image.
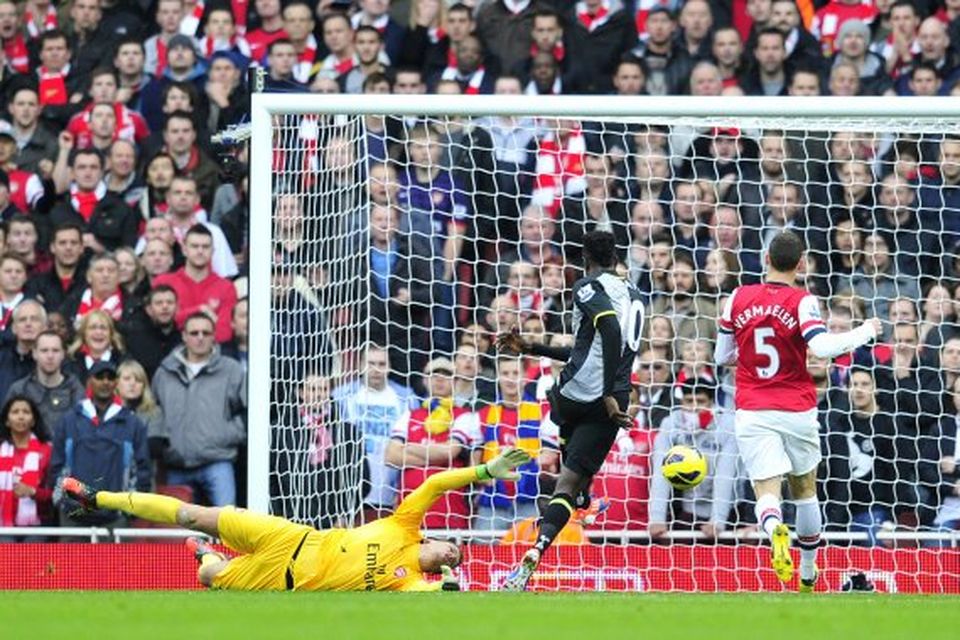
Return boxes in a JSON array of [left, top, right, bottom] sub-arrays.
[[248, 95, 960, 593]]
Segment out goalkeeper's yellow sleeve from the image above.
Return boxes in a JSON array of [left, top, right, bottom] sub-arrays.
[[400, 580, 444, 592], [392, 465, 489, 532]]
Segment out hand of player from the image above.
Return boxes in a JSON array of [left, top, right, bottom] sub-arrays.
[[866, 318, 883, 339], [440, 565, 460, 591], [495, 327, 531, 355], [484, 447, 531, 481], [648, 523, 668, 542], [603, 396, 633, 430]]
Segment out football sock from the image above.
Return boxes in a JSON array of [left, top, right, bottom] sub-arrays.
[[534, 493, 575, 555], [795, 496, 822, 581], [96, 491, 182, 524], [755, 493, 783, 540]]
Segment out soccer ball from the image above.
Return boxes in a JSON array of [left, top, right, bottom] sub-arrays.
[[661, 445, 708, 490]]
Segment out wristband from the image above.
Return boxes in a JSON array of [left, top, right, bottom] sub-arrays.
[[476, 464, 491, 481]]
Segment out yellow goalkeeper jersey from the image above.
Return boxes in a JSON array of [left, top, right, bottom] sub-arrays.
[[293, 465, 480, 592]]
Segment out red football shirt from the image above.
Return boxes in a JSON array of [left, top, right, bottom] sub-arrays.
[[589, 424, 654, 529], [390, 405, 472, 530], [719, 283, 826, 411]]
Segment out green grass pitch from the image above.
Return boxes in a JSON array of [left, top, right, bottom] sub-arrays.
[[3, 591, 958, 640]]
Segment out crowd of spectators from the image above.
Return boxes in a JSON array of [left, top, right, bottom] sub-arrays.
[[0, 0, 959, 547], [0, 0, 253, 538]]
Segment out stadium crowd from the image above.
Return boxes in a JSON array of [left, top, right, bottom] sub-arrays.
[[0, 0, 958, 548]]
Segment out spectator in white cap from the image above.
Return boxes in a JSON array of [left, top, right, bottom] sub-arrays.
[[385, 356, 478, 529]]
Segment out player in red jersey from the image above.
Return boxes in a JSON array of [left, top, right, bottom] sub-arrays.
[[714, 231, 881, 591]]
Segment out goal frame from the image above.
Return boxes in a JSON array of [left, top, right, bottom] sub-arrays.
[[247, 94, 960, 514]]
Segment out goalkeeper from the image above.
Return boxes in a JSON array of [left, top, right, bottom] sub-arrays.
[[61, 449, 532, 592]]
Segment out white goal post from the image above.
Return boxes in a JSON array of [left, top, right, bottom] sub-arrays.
[[246, 94, 960, 591]]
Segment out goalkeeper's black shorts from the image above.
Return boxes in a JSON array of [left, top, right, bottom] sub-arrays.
[[548, 388, 629, 476]]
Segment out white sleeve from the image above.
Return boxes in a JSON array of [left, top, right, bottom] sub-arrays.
[[797, 295, 828, 342], [714, 290, 738, 366], [451, 412, 481, 449], [807, 323, 878, 359], [798, 294, 877, 358], [389, 410, 411, 441]]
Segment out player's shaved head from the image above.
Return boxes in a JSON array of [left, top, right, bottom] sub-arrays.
[[767, 231, 804, 272], [418, 539, 461, 573]]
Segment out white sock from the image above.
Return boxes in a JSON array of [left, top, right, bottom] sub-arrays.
[[794, 496, 822, 581], [755, 493, 783, 539]]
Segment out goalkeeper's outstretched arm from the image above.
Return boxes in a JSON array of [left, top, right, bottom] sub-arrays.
[[392, 448, 531, 528]]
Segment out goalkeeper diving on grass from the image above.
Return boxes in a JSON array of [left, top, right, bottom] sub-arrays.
[[495, 230, 643, 591], [61, 448, 532, 592]]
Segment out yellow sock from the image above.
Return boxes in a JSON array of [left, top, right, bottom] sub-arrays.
[[96, 491, 183, 524]]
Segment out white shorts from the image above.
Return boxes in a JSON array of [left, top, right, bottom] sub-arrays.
[[735, 408, 822, 482]]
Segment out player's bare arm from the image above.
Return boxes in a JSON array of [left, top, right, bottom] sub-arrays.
[[495, 327, 572, 361]]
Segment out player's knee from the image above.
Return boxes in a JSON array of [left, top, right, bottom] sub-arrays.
[[555, 471, 583, 496]]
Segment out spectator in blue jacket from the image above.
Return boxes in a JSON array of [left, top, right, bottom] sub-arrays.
[[49, 360, 150, 528]]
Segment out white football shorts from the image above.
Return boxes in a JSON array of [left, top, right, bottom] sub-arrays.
[[734, 408, 822, 481]]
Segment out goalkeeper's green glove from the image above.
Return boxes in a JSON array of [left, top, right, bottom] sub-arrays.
[[440, 565, 460, 592], [477, 447, 532, 481]]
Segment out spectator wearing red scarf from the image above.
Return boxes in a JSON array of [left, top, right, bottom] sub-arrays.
[[433, 35, 494, 94], [161, 112, 221, 210], [36, 30, 88, 129], [565, 0, 636, 94], [513, 9, 585, 92], [48, 146, 140, 253], [0, 0, 29, 74], [67, 68, 150, 147], [0, 395, 52, 539], [145, 0, 186, 76], [58, 255, 130, 333]]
